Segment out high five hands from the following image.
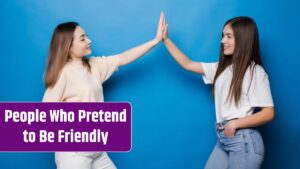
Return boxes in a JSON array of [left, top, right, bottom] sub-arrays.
[[155, 12, 168, 43]]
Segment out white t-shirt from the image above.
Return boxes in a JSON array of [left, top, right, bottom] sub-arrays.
[[201, 62, 274, 123]]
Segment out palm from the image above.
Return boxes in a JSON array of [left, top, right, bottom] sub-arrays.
[[162, 24, 168, 40], [155, 12, 165, 41], [162, 13, 168, 40]]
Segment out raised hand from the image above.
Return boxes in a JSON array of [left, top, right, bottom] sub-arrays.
[[117, 12, 166, 66], [162, 13, 168, 41], [155, 12, 165, 43]]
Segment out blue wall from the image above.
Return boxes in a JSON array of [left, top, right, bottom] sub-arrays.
[[0, 0, 299, 168]]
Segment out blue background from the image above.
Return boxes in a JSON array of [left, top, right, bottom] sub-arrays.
[[0, 0, 299, 169]]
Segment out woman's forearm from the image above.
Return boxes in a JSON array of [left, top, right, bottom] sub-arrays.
[[163, 38, 192, 69], [234, 107, 275, 129], [118, 38, 160, 66]]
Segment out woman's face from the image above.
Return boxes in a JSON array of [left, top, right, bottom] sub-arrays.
[[70, 26, 92, 60], [221, 24, 235, 55]]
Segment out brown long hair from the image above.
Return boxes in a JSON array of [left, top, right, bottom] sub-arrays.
[[213, 16, 263, 106], [44, 22, 90, 88]]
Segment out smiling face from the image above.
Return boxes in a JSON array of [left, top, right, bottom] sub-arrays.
[[221, 24, 235, 55], [69, 26, 92, 60]]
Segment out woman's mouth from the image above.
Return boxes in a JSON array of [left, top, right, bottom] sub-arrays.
[[224, 46, 230, 51]]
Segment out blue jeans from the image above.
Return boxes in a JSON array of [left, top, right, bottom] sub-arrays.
[[205, 128, 264, 169]]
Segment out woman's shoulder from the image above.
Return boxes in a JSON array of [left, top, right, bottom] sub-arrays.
[[88, 56, 106, 64], [60, 62, 76, 76], [89, 55, 120, 68], [251, 63, 268, 77], [88, 56, 104, 66], [88, 56, 99, 62], [89, 55, 119, 62], [201, 61, 219, 69]]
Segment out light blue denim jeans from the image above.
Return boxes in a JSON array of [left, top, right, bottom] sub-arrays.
[[205, 128, 264, 169]]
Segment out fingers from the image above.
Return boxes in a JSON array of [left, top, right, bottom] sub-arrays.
[[224, 127, 235, 137], [156, 11, 168, 41], [163, 24, 168, 39], [158, 12, 164, 30], [224, 129, 231, 137], [162, 13, 168, 40], [162, 12, 165, 28], [165, 24, 168, 33]]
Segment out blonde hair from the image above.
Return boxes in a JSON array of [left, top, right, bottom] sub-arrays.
[[44, 22, 90, 88]]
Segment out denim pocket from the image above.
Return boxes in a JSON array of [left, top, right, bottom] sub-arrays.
[[249, 130, 265, 156], [218, 130, 245, 152], [219, 129, 243, 138]]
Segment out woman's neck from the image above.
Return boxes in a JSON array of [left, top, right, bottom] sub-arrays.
[[69, 56, 84, 64]]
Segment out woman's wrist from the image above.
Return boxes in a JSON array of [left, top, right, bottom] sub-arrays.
[[231, 119, 242, 130], [163, 37, 170, 43], [152, 38, 161, 45]]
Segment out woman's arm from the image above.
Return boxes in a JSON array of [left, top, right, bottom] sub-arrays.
[[162, 17, 204, 74], [224, 107, 275, 137], [118, 12, 164, 67], [118, 39, 160, 66]]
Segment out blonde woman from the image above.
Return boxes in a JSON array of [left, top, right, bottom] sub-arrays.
[[43, 13, 165, 169]]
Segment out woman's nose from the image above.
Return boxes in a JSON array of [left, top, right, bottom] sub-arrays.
[[221, 37, 226, 44], [87, 37, 92, 44]]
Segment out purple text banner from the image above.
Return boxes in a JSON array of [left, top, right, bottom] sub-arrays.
[[0, 102, 131, 152]]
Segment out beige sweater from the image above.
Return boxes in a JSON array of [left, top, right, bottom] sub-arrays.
[[43, 55, 119, 102]]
